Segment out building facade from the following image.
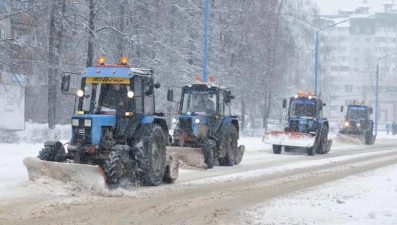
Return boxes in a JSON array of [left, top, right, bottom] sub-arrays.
[[320, 0, 397, 127]]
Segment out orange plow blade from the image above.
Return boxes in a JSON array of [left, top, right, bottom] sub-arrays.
[[262, 131, 316, 147]]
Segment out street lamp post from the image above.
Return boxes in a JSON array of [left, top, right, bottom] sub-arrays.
[[202, 0, 209, 82], [314, 20, 348, 96], [375, 53, 396, 137]]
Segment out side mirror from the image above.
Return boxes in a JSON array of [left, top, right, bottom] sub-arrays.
[[370, 107, 373, 114], [61, 74, 70, 92], [167, 89, 174, 102], [282, 99, 287, 108], [223, 91, 234, 103], [340, 106, 344, 112]]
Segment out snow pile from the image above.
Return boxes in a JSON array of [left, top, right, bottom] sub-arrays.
[[1, 122, 70, 144], [244, 165, 397, 225]]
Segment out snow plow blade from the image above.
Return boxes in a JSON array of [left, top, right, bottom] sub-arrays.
[[23, 157, 107, 190], [166, 147, 207, 169], [262, 131, 316, 147], [336, 133, 365, 145]]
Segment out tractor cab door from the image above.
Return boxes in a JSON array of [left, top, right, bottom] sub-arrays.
[[218, 89, 231, 117], [133, 75, 155, 115], [316, 99, 324, 119]]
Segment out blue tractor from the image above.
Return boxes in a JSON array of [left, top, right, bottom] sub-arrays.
[[26, 56, 178, 189], [263, 91, 332, 155], [338, 101, 375, 145], [166, 76, 245, 169]]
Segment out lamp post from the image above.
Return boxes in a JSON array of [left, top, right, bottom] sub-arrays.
[[202, 0, 209, 82], [375, 53, 396, 137], [314, 20, 348, 96]]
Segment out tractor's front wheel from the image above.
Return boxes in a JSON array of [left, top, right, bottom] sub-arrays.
[[38, 141, 65, 162], [104, 146, 135, 189], [134, 125, 166, 186]]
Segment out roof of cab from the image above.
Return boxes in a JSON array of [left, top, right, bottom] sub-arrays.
[[82, 65, 152, 78]]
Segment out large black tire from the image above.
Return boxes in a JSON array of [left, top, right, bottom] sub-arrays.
[[316, 124, 329, 154], [219, 126, 237, 166], [38, 141, 65, 162], [202, 139, 216, 169], [273, 145, 282, 154], [104, 146, 135, 189], [365, 125, 374, 145], [134, 125, 166, 186]]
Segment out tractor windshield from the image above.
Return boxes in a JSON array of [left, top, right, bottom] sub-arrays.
[[347, 106, 366, 120], [181, 88, 217, 115], [80, 83, 131, 114], [290, 98, 316, 117]]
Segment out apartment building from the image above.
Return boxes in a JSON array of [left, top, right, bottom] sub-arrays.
[[320, 0, 397, 126]]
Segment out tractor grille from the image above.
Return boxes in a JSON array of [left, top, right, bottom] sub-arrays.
[[70, 120, 92, 146], [179, 118, 193, 132]]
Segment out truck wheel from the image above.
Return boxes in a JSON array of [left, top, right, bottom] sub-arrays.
[[104, 147, 135, 189], [273, 145, 282, 154], [38, 141, 65, 162], [219, 127, 237, 166], [135, 125, 166, 186]]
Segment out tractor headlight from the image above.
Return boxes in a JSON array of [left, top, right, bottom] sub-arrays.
[[72, 119, 79, 127], [344, 121, 350, 127], [357, 123, 361, 127], [84, 119, 92, 127], [127, 91, 134, 98], [195, 118, 200, 124], [77, 90, 84, 97], [172, 118, 177, 124]]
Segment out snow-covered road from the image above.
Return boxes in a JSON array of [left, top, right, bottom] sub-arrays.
[[0, 132, 396, 225]]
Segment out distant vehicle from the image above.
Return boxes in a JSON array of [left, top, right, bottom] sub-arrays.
[[263, 90, 332, 155], [167, 75, 245, 169], [337, 101, 375, 145]]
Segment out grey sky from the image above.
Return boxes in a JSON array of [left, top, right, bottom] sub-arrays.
[[312, 0, 387, 15]]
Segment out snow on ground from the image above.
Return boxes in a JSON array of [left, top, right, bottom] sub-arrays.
[[245, 165, 397, 225], [0, 123, 397, 224]]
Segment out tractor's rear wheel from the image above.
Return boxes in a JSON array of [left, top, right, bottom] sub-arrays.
[[273, 145, 282, 154], [134, 125, 166, 186], [219, 127, 237, 166], [104, 147, 135, 189], [365, 126, 374, 145], [202, 139, 216, 169], [316, 124, 329, 154]]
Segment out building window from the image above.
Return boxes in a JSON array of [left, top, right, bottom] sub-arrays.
[[345, 85, 353, 92], [355, 37, 360, 42], [366, 27, 371, 33], [354, 58, 359, 62], [366, 38, 371, 42]]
